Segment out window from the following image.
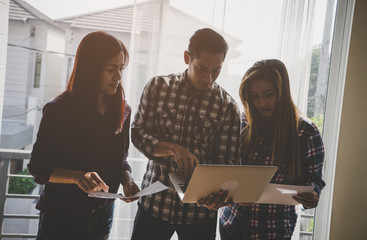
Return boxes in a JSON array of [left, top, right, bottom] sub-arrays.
[[113, 1, 338, 239], [0, 0, 345, 239], [33, 52, 42, 88], [65, 57, 73, 84]]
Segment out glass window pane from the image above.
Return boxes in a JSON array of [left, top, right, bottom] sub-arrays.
[[0, 0, 339, 239]]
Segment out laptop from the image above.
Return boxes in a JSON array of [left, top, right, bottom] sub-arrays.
[[169, 164, 277, 203]]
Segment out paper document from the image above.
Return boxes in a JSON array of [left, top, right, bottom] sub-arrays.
[[88, 181, 168, 199], [256, 183, 314, 205]]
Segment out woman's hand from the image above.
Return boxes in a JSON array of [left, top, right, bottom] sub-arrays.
[[120, 170, 140, 203], [73, 171, 109, 194], [293, 191, 319, 209], [121, 180, 140, 203], [49, 168, 109, 194]]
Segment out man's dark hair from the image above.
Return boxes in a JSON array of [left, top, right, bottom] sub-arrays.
[[188, 28, 228, 59]]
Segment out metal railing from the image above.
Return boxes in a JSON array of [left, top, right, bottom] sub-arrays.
[[0, 148, 38, 239], [0, 148, 316, 240], [0, 150, 148, 240], [299, 212, 315, 237]]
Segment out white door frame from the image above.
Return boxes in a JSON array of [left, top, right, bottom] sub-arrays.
[[313, 0, 355, 239]]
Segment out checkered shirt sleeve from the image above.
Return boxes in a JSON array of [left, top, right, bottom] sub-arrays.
[[131, 78, 162, 160], [299, 119, 325, 195]]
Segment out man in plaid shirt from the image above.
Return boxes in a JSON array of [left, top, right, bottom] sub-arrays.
[[130, 28, 240, 239]]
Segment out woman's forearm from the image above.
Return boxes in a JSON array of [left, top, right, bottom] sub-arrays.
[[48, 168, 83, 184], [49, 168, 109, 193], [121, 170, 134, 185]]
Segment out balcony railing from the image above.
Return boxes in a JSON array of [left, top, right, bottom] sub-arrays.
[[0, 149, 148, 240], [0, 148, 315, 240], [0, 148, 38, 239]]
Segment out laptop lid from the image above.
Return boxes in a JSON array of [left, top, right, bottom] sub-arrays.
[[170, 164, 277, 203]]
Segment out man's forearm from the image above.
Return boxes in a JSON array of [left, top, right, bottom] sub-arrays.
[[152, 141, 181, 157]]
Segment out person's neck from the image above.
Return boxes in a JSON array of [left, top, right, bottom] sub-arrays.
[[262, 114, 276, 122], [259, 114, 276, 131], [97, 94, 107, 115], [185, 71, 207, 94]]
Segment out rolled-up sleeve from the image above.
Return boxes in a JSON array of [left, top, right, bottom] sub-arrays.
[[131, 78, 161, 159], [303, 123, 326, 196], [27, 103, 63, 185]]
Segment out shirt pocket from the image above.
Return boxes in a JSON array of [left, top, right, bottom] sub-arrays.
[[156, 106, 176, 137], [192, 115, 220, 148]]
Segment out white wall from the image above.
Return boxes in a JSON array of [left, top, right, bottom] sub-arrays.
[[5, 21, 35, 120], [42, 29, 66, 102], [0, 0, 9, 134], [330, 0, 367, 239], [4, 19, 66, 147]]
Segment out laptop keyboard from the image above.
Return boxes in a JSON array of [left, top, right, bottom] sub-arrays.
[[178, 182, 188, 193]]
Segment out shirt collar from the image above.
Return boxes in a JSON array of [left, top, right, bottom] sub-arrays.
[[182, 70, 212, 95]]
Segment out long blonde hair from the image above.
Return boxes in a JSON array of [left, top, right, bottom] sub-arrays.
[[239, 59, 300, 182]]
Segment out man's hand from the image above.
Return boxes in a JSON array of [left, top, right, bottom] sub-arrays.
[[152, 141, 199, 181], [73, 171, 109, 194], [197, 190, 234, 211], [293, 191, 319, 209], [172, 145, 199, 181]]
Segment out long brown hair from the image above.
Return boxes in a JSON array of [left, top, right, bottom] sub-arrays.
[[65, 31, 129, 132], [239, 59, 300, 182]]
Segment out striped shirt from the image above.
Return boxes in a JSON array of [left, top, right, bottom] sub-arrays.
[[219, 116, 325, 239], [131, 71, 241, 224]]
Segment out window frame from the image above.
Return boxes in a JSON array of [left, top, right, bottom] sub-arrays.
[[313, 0, 355, 239]]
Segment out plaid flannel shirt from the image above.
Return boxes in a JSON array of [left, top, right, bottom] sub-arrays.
[[131, 71, 241, 224], [219, 116, 325, 239]]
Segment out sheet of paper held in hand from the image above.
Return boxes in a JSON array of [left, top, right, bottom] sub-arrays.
[[255, 183, 314, 205], [88, 181, 168, 199]]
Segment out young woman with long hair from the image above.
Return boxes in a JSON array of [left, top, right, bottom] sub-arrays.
[[28, 31, 139, 240], [219, 59, 325, 239]]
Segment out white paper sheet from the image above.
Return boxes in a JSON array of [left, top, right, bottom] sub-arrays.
[[255, 183, 314, 205], [88, 181, 169, 199]]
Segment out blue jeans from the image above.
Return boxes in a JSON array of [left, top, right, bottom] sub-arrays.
[[36, 202, 115, 240]]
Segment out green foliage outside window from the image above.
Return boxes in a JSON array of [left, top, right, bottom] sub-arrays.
[[8, 168, 37, 194], [310, 114, 324, 134], [307, 218, 314, 232], [307, 45, 327, 135], [307, 46, 321, 118]]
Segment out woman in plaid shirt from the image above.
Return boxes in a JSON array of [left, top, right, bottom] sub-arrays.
[[219, 59, 325, 240], [28, 31, 139, 240]]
